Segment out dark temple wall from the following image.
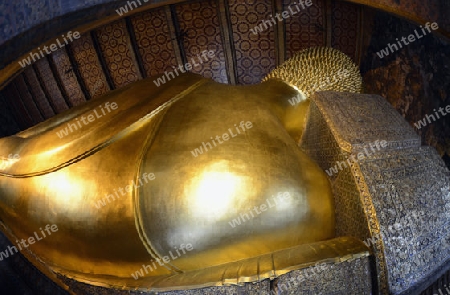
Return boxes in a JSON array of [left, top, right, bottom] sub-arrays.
[[361, 10, 450, 169], [0, 93, 20, 137]]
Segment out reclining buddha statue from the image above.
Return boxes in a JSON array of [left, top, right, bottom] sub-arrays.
[[0, 47, 363, 290]]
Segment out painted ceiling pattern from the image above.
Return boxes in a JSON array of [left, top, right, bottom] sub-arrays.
[[0, 0, 362, 131]]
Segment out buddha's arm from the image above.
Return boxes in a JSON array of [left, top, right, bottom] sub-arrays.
[[0, 74, 205, 177]]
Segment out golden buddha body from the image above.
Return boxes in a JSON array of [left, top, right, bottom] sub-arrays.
[[0, 47, 362, 290]]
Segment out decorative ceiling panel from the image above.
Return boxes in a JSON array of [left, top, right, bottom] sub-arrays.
[[22, 67, 55, 119], [94, 19, 142, 89], [69, 34, 110, 99], [332, 0, 360, 62], [174, 0, 228, 83], [0, 0, 365, 134], [13, 75, 43, 124], [34, 58, 69, 113], [3, 84, 32, 128], [228, 0, 276, 84], [131, 8, 179, 78], [49, 48, 86, 107], [284, 0, 326, 60], [0, 93, 20, 136], [1, 0, 448, 74]]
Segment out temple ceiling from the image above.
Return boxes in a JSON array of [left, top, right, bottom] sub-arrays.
[[0, 0, 364, 130], [0, 0, 448, 165]]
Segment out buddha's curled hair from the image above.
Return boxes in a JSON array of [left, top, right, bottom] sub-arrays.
[[263, 47, 363, 102]]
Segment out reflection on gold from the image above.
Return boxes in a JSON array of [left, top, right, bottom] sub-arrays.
[[189, 161, 246, 220], [40, 144, 69, 156], [0, 157, 19, 170], [30, 172, 87, 214]]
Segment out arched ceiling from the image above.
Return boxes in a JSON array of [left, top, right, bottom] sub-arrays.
[[0, 0, 449, 89], [0, 0, 448, 147], [0, 0, 364, 131]]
